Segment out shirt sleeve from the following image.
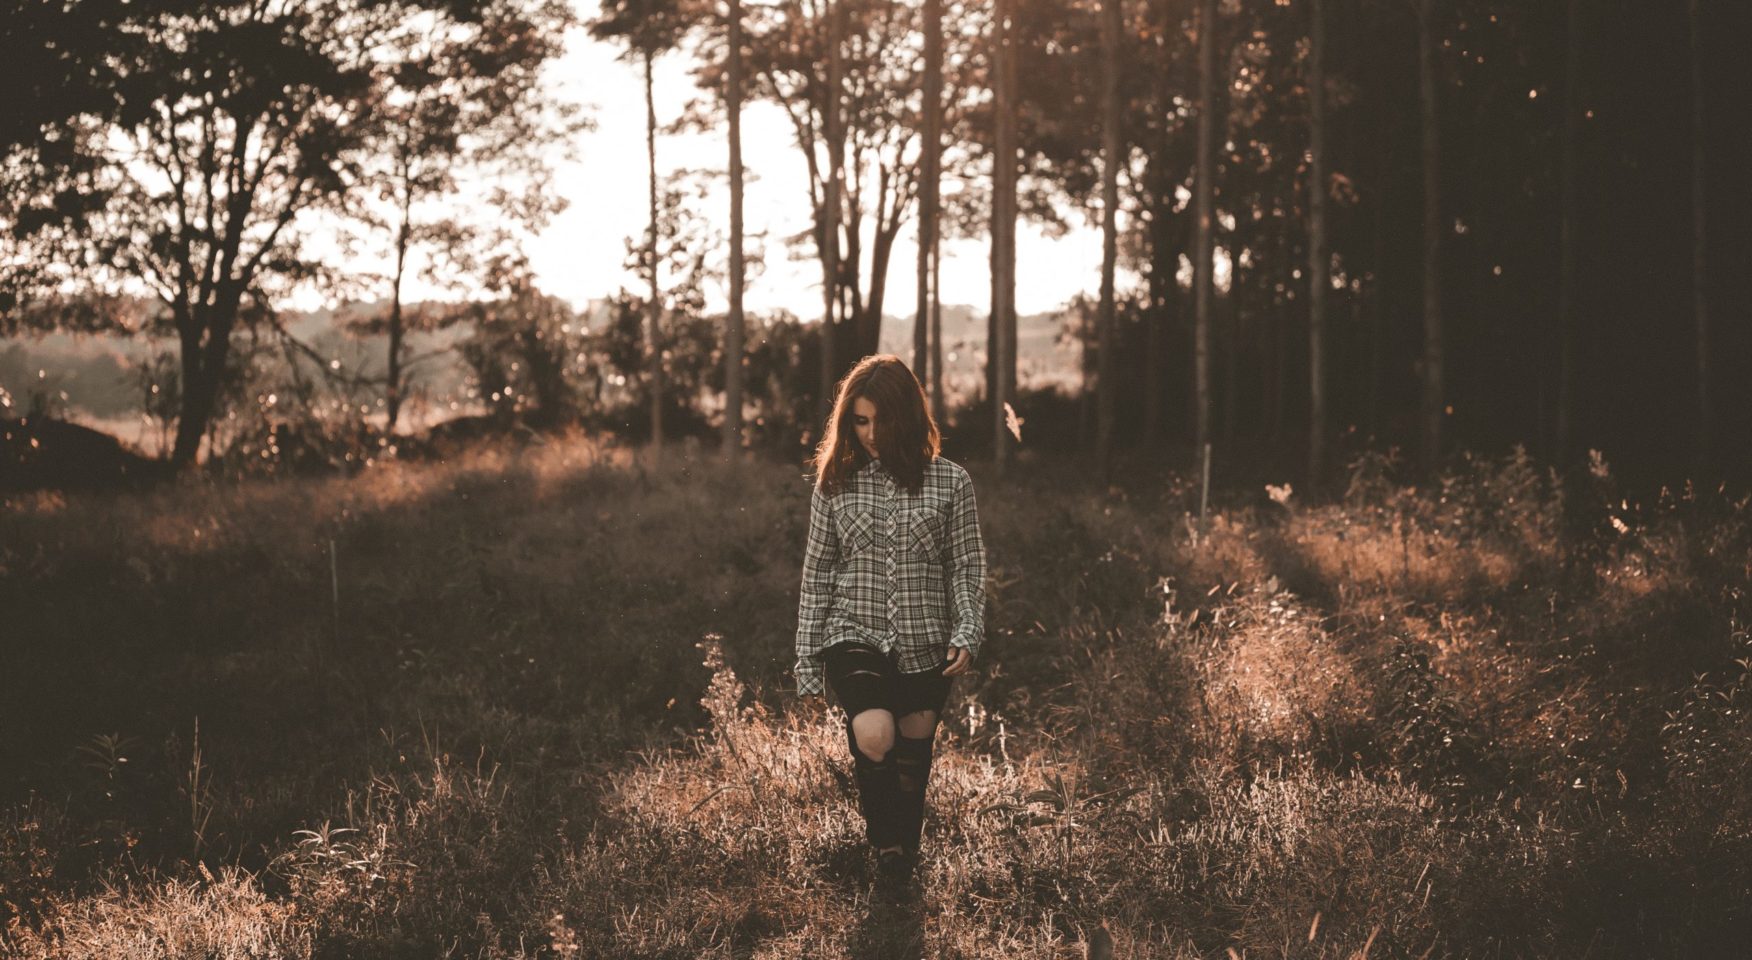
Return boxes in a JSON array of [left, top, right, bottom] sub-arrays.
[[946, 468, 987, 660], [793, 483, 838, 696]]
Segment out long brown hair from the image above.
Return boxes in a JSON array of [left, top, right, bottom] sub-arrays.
[[811, 354, 941, 495]]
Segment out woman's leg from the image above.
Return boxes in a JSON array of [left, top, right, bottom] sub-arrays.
[[892, 709, 939, 856], [897, 707, 939, 858], [849, 708, 898, 762], [892, 650, 953, 858], [846, 708, 900, 851], [824, 644, 904, 852]]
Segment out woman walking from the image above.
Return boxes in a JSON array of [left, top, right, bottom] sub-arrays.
[[794, 354, 987, 892]]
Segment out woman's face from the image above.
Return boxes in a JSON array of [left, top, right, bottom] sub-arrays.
[[851, 395, 879, 459]]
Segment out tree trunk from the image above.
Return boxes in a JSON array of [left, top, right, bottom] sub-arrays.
[[1193, 0, 1217, 459], [844, 196, 881, 356], [170, 348, 212, 467], [1142, 215, 1164, 448], [1307, 0, 1328, 486], [1416, 0, 1443, 471], [993, 0, 1017, 471], [1079, 300, 1095, 448], [644, 48, 665, 454], [1368, 191, 1385, 438], [386, 180, 412, 432], [820, 0, 844, 419], [986, 267, 996, 414], [724, 0, 746, 454], [170, 301, 238, 468], [1223, 279, 1237, 446], [915, 0, 941, 395], [1555, 0, 1579, 463], [1096, 0, 1123, 477], [386, 294, 405, 432], [1270, 262, 1287, 445], [1260, 274, 1274, 444], [930, 215, 943, 417], [1689, 0, 1711, 465], [988, 255, 1002, 416], [1002, 1, 1019, 454], [1142, 155, 1172, 447], [862, 192, 902, 356]]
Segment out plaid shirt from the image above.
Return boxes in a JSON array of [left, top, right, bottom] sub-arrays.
[[793, 455, 987, 697]]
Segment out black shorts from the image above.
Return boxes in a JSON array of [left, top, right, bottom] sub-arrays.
[[822, 642, 953, 719]]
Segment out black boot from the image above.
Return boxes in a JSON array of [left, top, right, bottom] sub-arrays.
[[874, 845, 916, 901], [892, 732, 936, 857], [846, 720, 901, 852]]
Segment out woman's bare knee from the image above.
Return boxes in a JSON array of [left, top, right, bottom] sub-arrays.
[[850, 709, 896, 762], [897, 709, 937, 739]]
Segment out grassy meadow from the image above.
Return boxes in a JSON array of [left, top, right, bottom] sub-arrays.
[[2, 436, 1749, 958]]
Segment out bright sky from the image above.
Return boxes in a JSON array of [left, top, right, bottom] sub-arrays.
[[503, 2, 1114, 323]]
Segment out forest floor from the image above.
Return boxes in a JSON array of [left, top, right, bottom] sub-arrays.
[[2, 433, 1749, 958]]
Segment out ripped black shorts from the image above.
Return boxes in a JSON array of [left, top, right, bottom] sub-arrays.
[[822, 642, 953, 719]]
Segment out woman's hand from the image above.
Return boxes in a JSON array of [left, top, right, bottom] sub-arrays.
[[942, 645, 973, 677]]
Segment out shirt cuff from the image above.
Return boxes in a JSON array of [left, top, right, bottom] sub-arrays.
[[795, 657, 825, 697], [950, 626, 982, 662]]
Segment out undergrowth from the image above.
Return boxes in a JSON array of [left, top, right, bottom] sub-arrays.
[[1, 438, 1747, 957]]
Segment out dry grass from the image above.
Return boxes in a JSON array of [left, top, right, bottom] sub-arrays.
[[2, 438, 1748, 957]]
